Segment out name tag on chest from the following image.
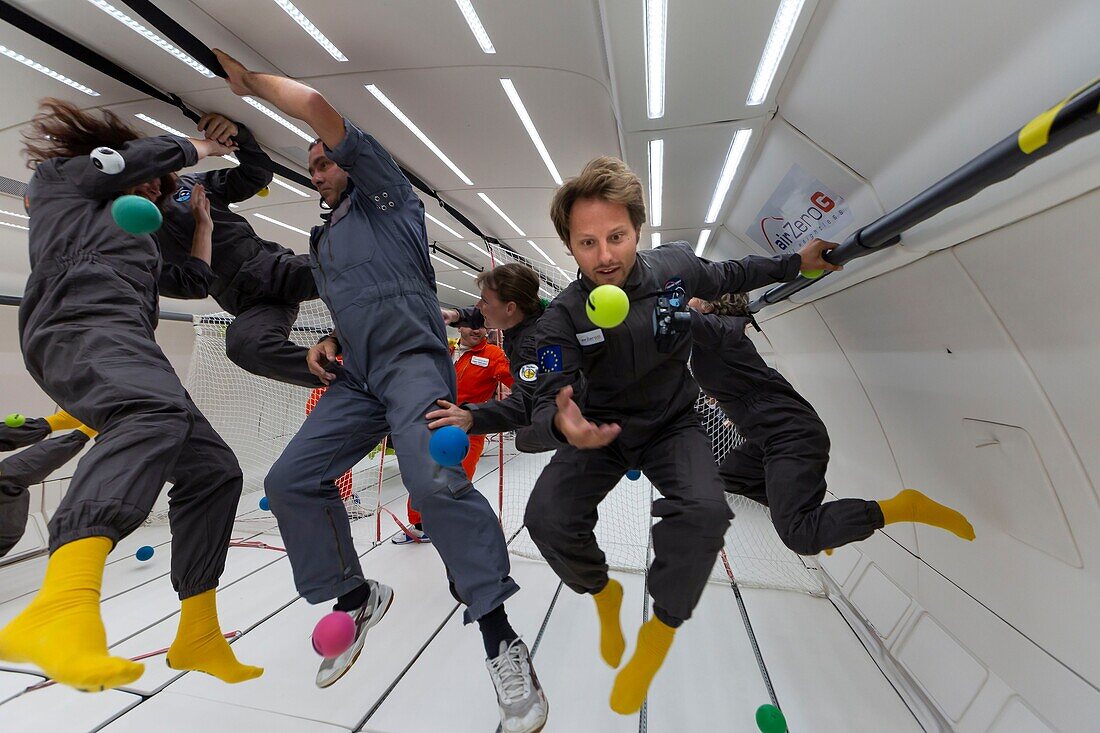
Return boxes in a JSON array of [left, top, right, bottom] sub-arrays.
[[576, 329, 605, 347], [470, 356, 490, 367]]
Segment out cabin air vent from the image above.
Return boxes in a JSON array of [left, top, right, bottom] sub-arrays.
[[0, 176, 28, 198]]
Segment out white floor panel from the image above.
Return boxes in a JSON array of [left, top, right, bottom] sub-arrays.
[[163, 539, 459, 729], [646, 583, 773, 731], [739, 588, 923, 733], [100, 691, 350, 733], [0, 669, 41, 705], [364, 558, 563, 733], [0, 681, 139, 732]]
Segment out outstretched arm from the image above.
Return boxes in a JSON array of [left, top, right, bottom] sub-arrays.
[[195, 115, 273, 203]]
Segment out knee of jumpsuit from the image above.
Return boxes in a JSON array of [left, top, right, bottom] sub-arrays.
[[773, 519, 825, 557], [224, 323, 269, 373], [523, 487, 577, 548], [263, 453, 314, 505], [655, 495, 733, 545]]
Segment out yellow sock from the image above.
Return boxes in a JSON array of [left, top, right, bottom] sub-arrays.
[[166, 589, 262, 683], [610, 617, 676, 715], [592, 579, 625, 668], [878, 489, 975, 541], [76, 424, 98, 439], [44, 409, 81, 433], [0, 536, 143, 691]]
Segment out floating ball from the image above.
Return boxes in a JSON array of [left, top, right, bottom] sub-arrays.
[[135, 545, 154, 562], [4, 413, 25, 428], [90, 146, 125, 175], [801, 269, 825, 280], [429, 425, 469, 467], [257, 187, 270, 197], [111, 195, 162, 235], [312, 611, 356, 658], [755, 704, 787, 733], [259, 496, 270, 511], [625, 469, 641, 481], [585, 284, 629, 329]]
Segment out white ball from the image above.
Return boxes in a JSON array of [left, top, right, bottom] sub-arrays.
[[90, 146, 125, 175]]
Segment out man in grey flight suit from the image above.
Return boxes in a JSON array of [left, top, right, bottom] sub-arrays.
[[214, 50, 547, 732], [156, 114, 321, 388]]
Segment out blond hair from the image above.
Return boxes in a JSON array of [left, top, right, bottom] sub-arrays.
[[709, 293, 751, 317], [549, 156, 646, 246]]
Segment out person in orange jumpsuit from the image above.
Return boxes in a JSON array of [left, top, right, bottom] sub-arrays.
[[395, 325, 512, 544]]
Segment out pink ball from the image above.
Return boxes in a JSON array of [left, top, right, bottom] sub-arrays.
[[311, 611, 356, 658]]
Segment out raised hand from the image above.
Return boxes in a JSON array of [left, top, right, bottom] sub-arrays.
[[552, 386, 620, 449]]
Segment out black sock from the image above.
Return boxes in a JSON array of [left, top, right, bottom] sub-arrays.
[[335, 582, 371, 612], [478, 604, 518, 658], [413, 523, 423, 531]]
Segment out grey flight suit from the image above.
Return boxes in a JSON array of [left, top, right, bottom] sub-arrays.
[[20, 136, 243, 598], [264, 119, 517, 623], [0, 431, 90, 558], [0, 417, 52, 453], [689, 312, 884, 555], [157, 122, 321, 388], [523, 242, 800, 626]]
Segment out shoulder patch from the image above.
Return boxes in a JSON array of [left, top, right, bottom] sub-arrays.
[[537, 345, 563, 374], [173, 187, 192, 203], [519, 363, 538, 382]]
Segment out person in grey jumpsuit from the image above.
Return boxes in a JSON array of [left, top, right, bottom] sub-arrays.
[[156, 114, 321, 388], [689, 292, 975, 555], [214, 50, 547, 731], [522, 156, 839, 714], [0, 99, 260, 692]]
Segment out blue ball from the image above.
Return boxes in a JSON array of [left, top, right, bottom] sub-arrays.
[[135, 545, 154, 562], [625, 469, 642, 481], [429, 425, 470, 467], [259, 496, 270, 511]]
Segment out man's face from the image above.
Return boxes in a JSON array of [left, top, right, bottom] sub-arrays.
[[130, 178, 161, 203], [567, 197, 638, 288], [476, 286, 515, 329], [458, 326, 486, 347], [308, 143, 349, 208]]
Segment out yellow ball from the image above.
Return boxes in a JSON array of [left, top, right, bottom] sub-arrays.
[[257, 187, 270, 197], [801, 269, 825, 280], [585, 284, 629, 329]]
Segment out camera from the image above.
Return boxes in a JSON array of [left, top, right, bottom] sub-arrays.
[[653, 291, 692, 353]]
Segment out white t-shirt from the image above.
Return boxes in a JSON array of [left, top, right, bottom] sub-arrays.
[[452, 342, 472, 365]]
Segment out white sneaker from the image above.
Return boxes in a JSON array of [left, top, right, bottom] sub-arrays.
[[391, 527, 431, 545], [486, 639, 548, 733], [315, 580, 394, 688]]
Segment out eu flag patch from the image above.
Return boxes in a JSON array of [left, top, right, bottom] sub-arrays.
[[537, 345, 563, 373]]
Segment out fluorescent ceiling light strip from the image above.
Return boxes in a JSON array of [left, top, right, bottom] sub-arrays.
[[426, 212, 462, 239], [526, 240, 557, 267], [648, 138, 663, 227], [270, 177, 311, 198], [272, 0, 347, 62], [253, 213, 309, 236], [651, 232, 661, 249], [365, 85, 473, 185], [644, 0, 667, 119], [746, 0, 807, 106], [539, 286, 551, 297], [555, 266, 570, 280], [0, 220, 29, 231], [500, 79, 562, 185], [429, 252, 453, 267], [0, 209, 30, 220], [461, 270, 477, 279], [242, 97, 314, 142], [438, 281, 457, 290], [459, 289, 479, 299], [0, 46, 99, 96], [228, 203, 240, 209], [477, 193, 525, 236], [85, 0, 214, 77], [467, 241, 485, 254], [705, 129, 753, 224], [695, 228, 711, 256], [454, 0, 496, 53]]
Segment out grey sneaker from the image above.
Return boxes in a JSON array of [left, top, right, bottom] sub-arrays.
[[486, 639, 548, 733], [315, 579, 394, 688]]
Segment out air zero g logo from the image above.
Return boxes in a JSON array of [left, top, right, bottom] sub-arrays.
[[758, 191, 840, 252], [174, 187, 192, 203], [747, 164, 852, 255]]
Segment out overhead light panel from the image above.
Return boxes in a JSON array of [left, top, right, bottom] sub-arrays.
[[644, 0, 667, 119], [0, 220, 29, 231], [253, 213, 309, 236], [467, 241, 486, 255], [242, 97, 315, 143], [478, 193, 525, 236], [426, 212, 463, 239], [269, 177, 312, 198], [272, 0, 347, 62], [746, 0, 807, 106], [0, 46, 99, 96], [651, 232, 661, 249], [85, 0, 214, 77], [461, 270, 477, 279], [526, 240, 558, 267], [438, 281, 457, 290], [366, 84, 473, 185], [454, 0, 496, 54], [648, 138, 663, 227], [500, 79, 562, 185], [0, 209, 29, 220], [459, 289, 479, 299], [429, 252, 453, 268], [705, 129, 752, 224], [695, 228, 711, 256]]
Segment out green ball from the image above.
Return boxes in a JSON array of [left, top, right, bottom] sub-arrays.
[[756, 704, 787, 733], [585, 284, 629, 329], [111, 195, 162, 235], [4, 413, 25, 428], [801, 269, 825, 280]]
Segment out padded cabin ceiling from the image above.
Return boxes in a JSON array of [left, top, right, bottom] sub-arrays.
[[0, 0, 1096, 312]]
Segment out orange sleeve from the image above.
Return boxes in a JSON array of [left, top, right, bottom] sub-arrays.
[[493, 346, 514, 387]]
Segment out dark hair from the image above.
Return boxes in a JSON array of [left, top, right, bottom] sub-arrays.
[[549, 156, 646, 246], [709, 293, 751, 316], [476, 263, 542, 317]]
